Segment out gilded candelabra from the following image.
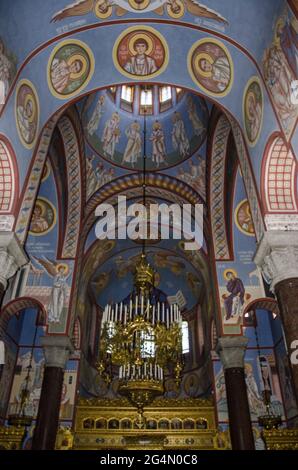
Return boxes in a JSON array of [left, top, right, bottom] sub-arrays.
[[97, 254, 183, 426]]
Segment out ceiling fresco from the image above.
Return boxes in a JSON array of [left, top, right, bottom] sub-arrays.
[[82, 88, 208, 172], [89, 244, 202, 310]]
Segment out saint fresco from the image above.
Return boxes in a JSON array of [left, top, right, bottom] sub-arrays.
[[48, 39, 94, 98], [29, 197, 56, 236], [243, 78, 263, 146], [15, 80, 39, 148], [263, 11, 298, 139], [235, 199, 255, 236], [188, 38, 233, 97], [113, 26, 168, 79]]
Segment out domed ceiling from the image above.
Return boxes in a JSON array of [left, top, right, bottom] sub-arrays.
[[82, 86, 208, 169], [78, 84, 209, 315]]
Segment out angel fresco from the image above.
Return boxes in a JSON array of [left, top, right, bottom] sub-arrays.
[[32, 257, 72, 323], [51, 0, 228, 24]]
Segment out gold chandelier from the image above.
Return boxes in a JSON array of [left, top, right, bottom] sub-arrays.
[[96, 101, 183, 426], [96, 254, 183, 426]]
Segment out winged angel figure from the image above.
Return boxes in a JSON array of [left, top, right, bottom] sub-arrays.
[[51, 0, 228, 24], [32, 256, 72, 323]]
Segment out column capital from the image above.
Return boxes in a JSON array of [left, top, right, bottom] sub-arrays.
[[253, 231, 298, 290], [216, 336, 248, 370], [0, 232, 28, 289], [41, 336, 74, 368]]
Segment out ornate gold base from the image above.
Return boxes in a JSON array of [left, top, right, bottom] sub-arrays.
[[7, 414, 33, 427], [258, 414, 282, 430], [118, 379, 164, 411]]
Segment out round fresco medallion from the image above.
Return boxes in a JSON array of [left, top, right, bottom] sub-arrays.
[[128, 0, 150, 10], [243, 77, 263, 146], [15, 79, 39, 149], [166, 0, 185, 18], [235, 199, 255, 237], [41, 160, 51, 182], [94, 0, 113, 18], [47, 39, 94, 99], [29, 197, 56, 236], [113, 26, 169, 80], [188, 38, 233, 97]]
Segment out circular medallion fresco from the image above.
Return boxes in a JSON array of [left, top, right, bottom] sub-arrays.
[[29, 197, 56, 236], [47, 39, 94, 99], [243, 77, 263, 146], [15, 79, 39, 149], [113, 26, 169, 80], [235, 199, 255, 237], [188, 38, 233, 97]]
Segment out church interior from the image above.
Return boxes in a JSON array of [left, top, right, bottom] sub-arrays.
[[0, 0, 298, 451]]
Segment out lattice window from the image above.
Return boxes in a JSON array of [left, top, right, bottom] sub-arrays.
[[0, 140, 14, 212], [264, 138, 297, 212]]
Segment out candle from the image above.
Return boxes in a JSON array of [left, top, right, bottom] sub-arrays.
[[124, 305, 127, 325], [157, 303, 160, 323], [166, 308, 169, 329], [130, 299, 133, 320], [162, 303, 165, 323], [152, 305, 155, 326], [119, 302, 123, 323], [147, 298, 150, 321], [115, 303, 118, 323], [135, 295, 138, 316], [141, 295, 144, 316]]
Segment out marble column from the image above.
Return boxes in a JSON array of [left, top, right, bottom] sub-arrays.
[[254, 231, 298, 403], [32, 336, 74, 450], [0, 232, 28, 306], [216, 336, 255, 450]]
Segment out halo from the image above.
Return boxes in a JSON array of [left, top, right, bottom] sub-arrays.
[[245, 202, 252, 218], [223, 268, 237, 280], [245, 90, 257, 119], [67, 53, 88, 80], [56, 263, 69, 274], [24, 94, 36, 123], [34, 200, 46, 216], [112, 112, 120, 121], [128, 33, 154, 56], [194, 52, 214, 78], [128, 0, 150, 10], [94, 0, 113, 18], [166, 0, 185, 18]]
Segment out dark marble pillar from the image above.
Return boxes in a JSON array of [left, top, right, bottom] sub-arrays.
[[275, 278, 298, 403], [32, 367, 64, 450], [32, 336, 73, 450], [254, 231, 298, 405], [217, 336, 255, 450]]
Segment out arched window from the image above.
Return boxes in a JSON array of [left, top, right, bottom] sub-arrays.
[[182, 320, 190, 354], [0, 140, 15, 212], [263, 136, 297, 213]]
